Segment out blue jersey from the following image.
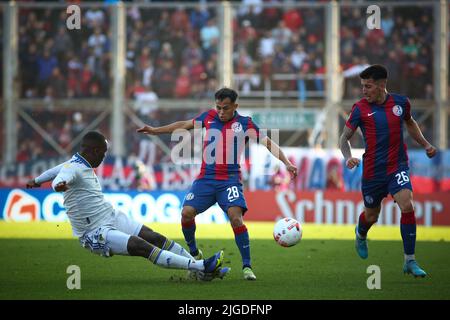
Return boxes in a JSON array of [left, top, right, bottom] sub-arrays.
[[193, 109, 262, 182], [345, 93, 411, 180]]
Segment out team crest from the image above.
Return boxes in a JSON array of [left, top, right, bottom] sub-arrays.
[[231, 122, 243, 133], [364, 195, 374, 204], [392, 105, 403, 117], [185, 193, 195, 201]]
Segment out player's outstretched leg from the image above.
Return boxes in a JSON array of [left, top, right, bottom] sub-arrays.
[[400, 210, 427, 278], [181, 206, 200, 257], [126, 235, 226, 276], [138, 225, 195, 259]]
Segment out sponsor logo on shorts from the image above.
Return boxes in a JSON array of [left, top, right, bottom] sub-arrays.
[[365, 195, 374, 204]]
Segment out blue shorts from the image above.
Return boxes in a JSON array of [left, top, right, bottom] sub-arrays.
[[182, 179, 248, 215], [362, 167, 413, 208]]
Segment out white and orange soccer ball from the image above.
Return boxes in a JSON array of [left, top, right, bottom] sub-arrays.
[[273, 218, 303, 247]]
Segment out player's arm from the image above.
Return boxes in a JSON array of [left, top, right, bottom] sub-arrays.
[[136, 120, 194, 135], [404, 117, 437, 158], [261, 136, 297, 178], [26, 163, 66, 189], [339, 126, 361, 169], [51, 164, 77, 192]]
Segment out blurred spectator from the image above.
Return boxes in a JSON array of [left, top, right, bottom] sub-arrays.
[[326, 159, 344, 191], [20, 43, 39, 97], [88, 27, 107, 57], [135, 85, 159, 115], [85, 6, 105, 29], [270, 165, 290, 192], [200, 18, 219, 51], [283, 5, 303, 32], [127, 79, 146, 99], [190, 4, 210, 30], [272, 21, 292, 48], [37, 49, 58, 94], [152, 60, 176, 98], [170, 6, 190, 32], [48, 67, 67, 98], [175, 66, 191, 98], [133, 160, 156, 191], [258, 30, 275, 58], [239, 0, 263, 17]]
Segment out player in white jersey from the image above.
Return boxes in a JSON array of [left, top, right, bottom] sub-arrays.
[[26, 131, 228, 281]]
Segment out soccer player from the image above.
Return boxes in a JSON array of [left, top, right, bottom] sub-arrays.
[[26, 131, 227, 281], [339, 65, 437, 277], [137, 87, 297, 280]]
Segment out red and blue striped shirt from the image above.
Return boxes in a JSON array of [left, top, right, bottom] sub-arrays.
[[193, 109, 262, 182], [345, 93, 411, 180]]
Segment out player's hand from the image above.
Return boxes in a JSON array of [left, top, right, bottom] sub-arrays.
[[136, 125, 157, 135], [345, 157, 360, 169], [54, 181, 69, 192], [26, 179, 41, 189], [286, 163, 298, 179], [425, 145, 437, 158]]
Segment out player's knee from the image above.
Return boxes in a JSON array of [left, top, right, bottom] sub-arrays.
[[181, 208, 196, 222], [400, 201, 414, 213], [228, 215, 243, 228]]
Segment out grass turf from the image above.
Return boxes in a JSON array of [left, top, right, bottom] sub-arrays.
[[0, 235, 449, 299]]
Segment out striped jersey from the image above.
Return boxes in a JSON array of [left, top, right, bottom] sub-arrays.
[[345, 93, 411, 180], [193, 109, 262, 182]]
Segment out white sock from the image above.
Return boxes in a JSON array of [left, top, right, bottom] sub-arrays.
[[168, 241, 195, 260], [404, 254, 415, 262], [154, 250, 204, 271]]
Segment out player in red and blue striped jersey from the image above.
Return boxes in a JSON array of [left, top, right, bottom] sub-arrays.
[[339, 65, 437, 277], [138, 87, 297, 280]]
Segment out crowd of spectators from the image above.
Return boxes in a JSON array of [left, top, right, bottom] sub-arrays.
[[340, 5, 434, 100], [17, 3, 221, 101], [2, 1, 447, 166], [14, 110, 100, 162], [14, 1, 439, 102]]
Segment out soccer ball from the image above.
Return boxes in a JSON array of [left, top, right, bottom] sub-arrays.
[[273, 218, 302, 247]]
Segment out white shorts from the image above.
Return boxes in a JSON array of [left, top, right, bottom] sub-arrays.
[[79, 210, 143, 257]]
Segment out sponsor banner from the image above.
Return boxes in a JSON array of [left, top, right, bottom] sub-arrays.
[[1, 188, 449, 226], [0, 149, 449, 192], [0, 188, 228, 224], [244, 190, 450, 226]]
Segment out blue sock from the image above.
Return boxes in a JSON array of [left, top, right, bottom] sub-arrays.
[[400, 211, 416, 256], [233, 225, 251, 268], [181, 219, 198, 256]]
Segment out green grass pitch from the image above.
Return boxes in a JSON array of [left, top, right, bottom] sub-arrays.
[[0, 222, 449, 300]]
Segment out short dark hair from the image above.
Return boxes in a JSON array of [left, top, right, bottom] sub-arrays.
[[81, 131, 106, 148], [215, 87, 238, 103], [359, 64, 388, 81]]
